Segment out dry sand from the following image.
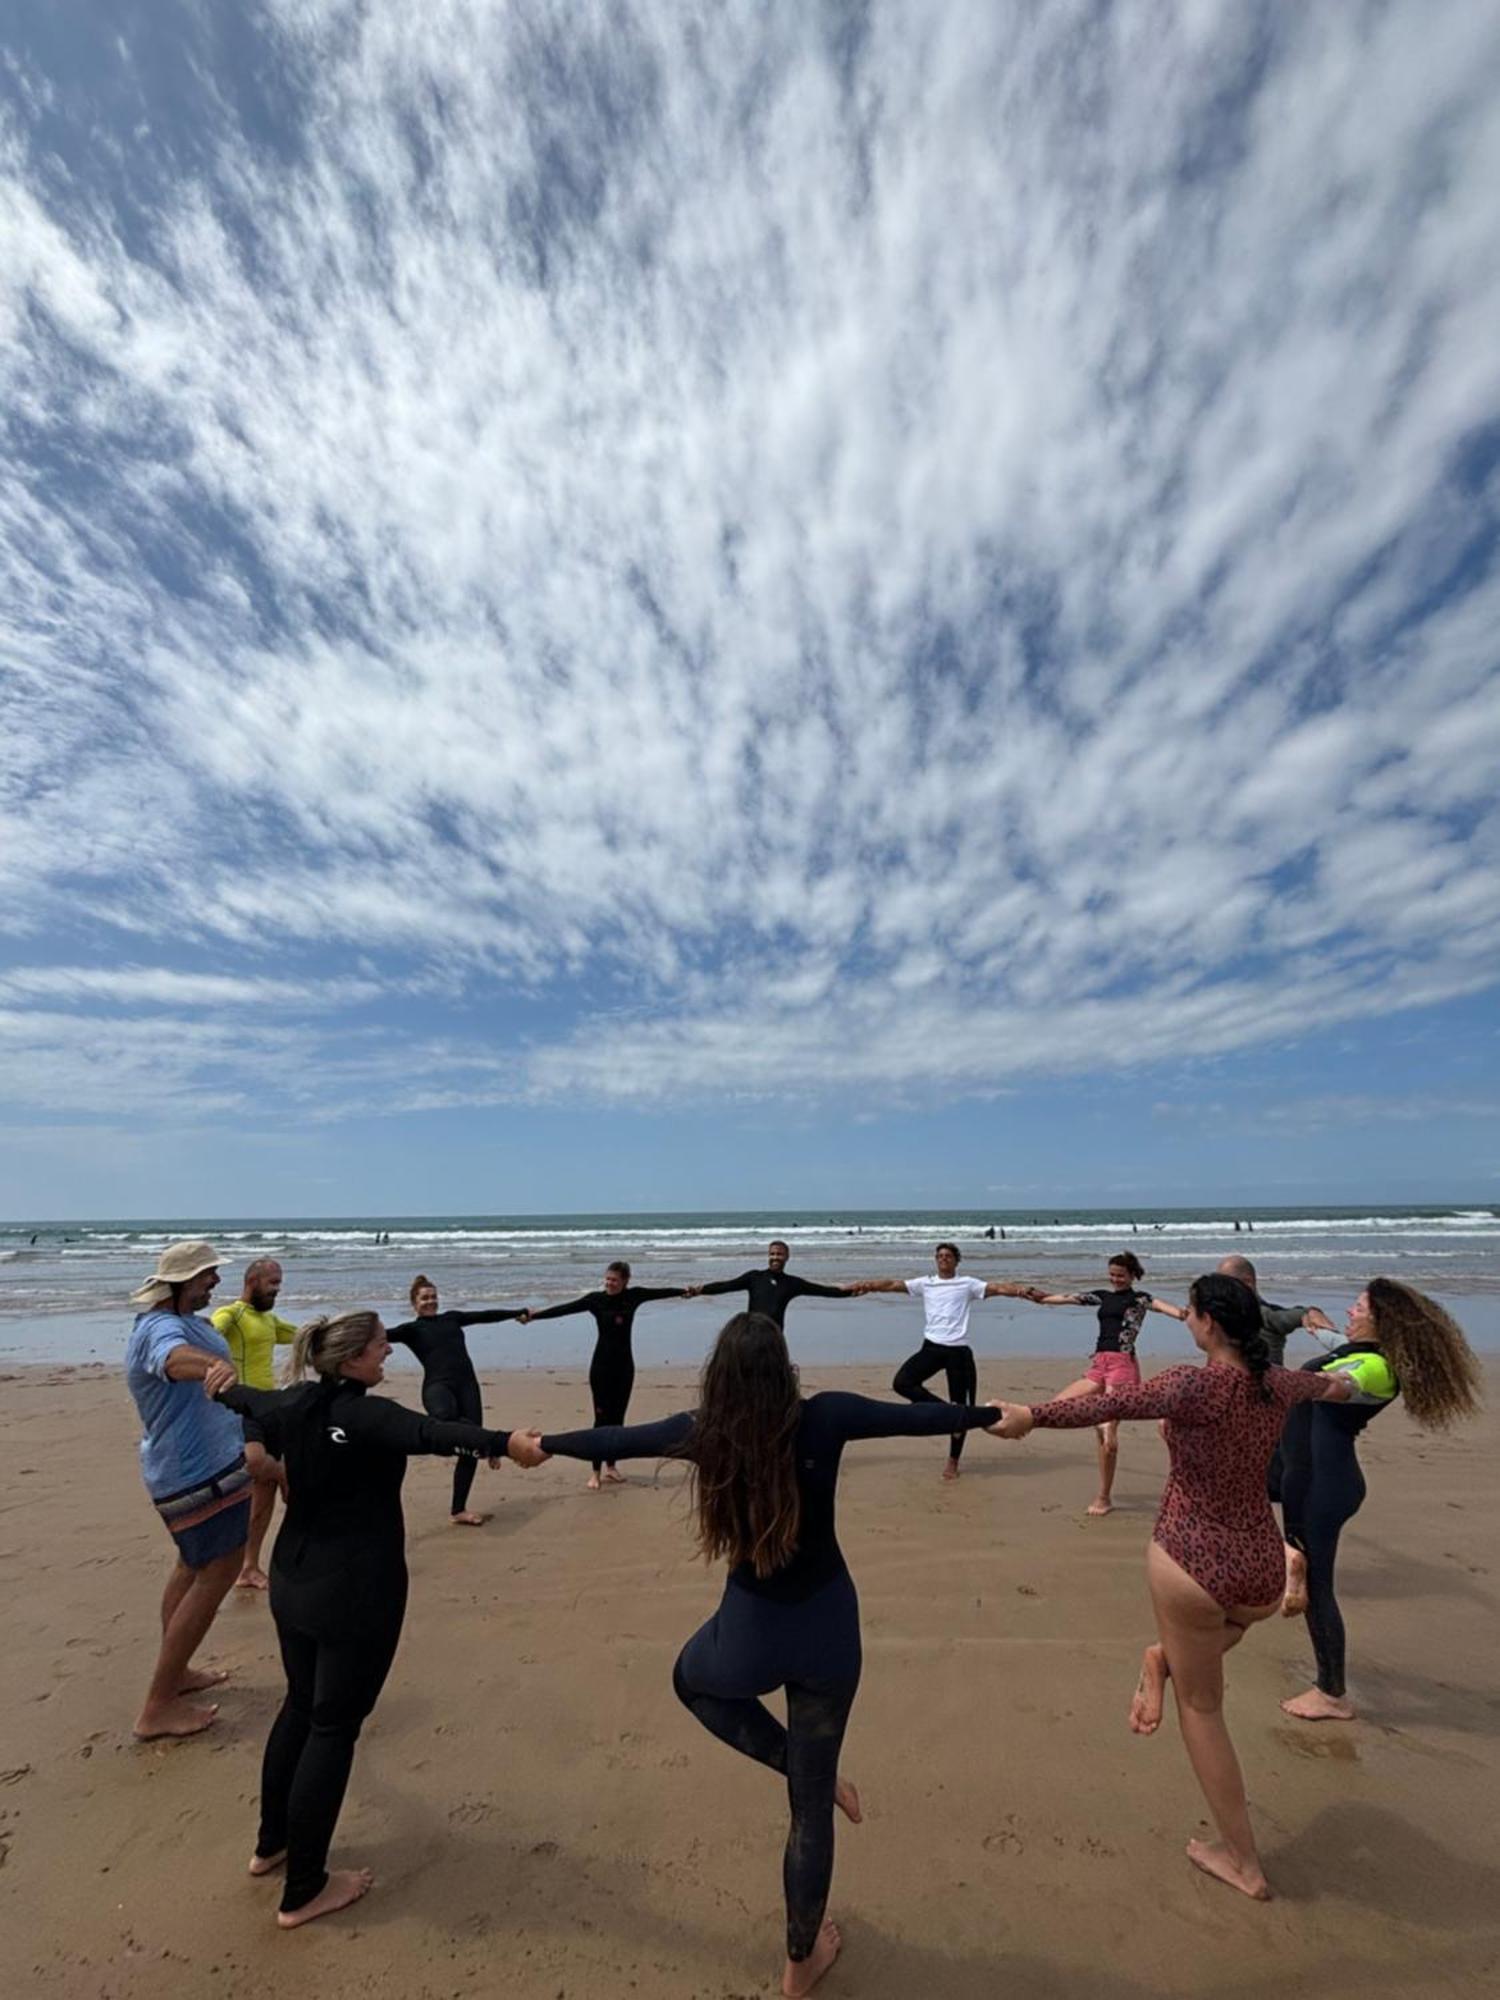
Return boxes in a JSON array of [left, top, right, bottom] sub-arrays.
[[1, 1359, 1497, 1999]]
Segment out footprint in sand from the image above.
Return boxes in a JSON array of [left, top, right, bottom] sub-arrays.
[[1016, 1583, 1040, 1597], [982, 1818, 1024, 1855], [0, 1767, 31, 1786], [1274, 1728, 1358, 1762]]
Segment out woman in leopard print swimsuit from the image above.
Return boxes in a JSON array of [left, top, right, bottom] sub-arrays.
[[995, 1272, 1349, 1903]]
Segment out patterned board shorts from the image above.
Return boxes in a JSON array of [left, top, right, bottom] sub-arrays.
[[153, 1457, 252, 1569]]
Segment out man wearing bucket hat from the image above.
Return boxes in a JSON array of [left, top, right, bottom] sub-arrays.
[[125, 1240, 252, 1739]]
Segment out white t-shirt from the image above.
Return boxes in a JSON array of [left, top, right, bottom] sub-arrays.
[[905, 1274, 988, 1346]]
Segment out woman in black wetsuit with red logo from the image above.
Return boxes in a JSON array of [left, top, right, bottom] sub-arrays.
[[386, 1275, 526, 1525], [520, 1260, 689, 1489]]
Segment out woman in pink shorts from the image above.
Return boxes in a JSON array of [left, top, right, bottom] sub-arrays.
[[1030, 1252, 1185, 1515]]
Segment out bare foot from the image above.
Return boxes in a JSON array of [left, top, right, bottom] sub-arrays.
[[1281, 1546, 1307, 1617], [1186, 1837, 1269, 1900], [601, 1467, 626, 1485], [248, 1849, 286, 1877], [1280, 1687, 1356, 1721], [835, 1776, 862, 1824], [783, 1919, 842, 1997], [177, 1665, 230, 1693], [1087, 1498, 1114, 1517], [276, 1867, 374, 1929], [235, 1566, 270, 1591], [586, 1473, 602, 1492], [450, 1510, 489, 1527], [133, 1698, 219, 1741], [1129, 1643, 1168, 1735], [942, 1458, 960, 1482]]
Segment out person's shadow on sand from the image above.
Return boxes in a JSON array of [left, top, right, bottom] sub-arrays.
[[1268, 1798, 1500, 1925]]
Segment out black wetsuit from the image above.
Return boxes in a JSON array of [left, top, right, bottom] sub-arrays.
[[694, 1268, 851, 1329], [526, 1286, 685, 1472], [219, 1379, 510, 1914], [1278, 1343, 1396, 1698], [1258, 1301, 1321, 1500], [540, 1391, 996, 1962], [387, 1307, 522, 1513]]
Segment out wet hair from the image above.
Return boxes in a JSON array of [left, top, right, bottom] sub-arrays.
[[1189, 1272, 1272, 1401], [934, 1241, 961, 1262], [683, 1313, 802, 1580], [409, 1273, 437, 1308], [1108, 1250, 1145, 1281], [287, 1310, 383, 1383], [606, 1259, 632, 1281], [1217, 1253, 1257, 1291], [1366, 1278, 1482, 1430]]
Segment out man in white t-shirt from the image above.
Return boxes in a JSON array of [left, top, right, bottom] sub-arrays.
[[854, 1244, 1041, 1480]]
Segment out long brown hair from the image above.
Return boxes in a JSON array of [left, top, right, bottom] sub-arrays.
[[1367, 1278, 1482, 1429], [685, 1313, 803, 1579]]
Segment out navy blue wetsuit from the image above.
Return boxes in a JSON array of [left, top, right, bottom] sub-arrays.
[[694, 1268, 852, 1329], [540, 1391, 996, 1962], [388, 1307, 523, 1513], [525, 1286, 686, 1472]]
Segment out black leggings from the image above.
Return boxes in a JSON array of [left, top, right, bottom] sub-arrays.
[[892, 1341, 978, 1459], [422, 1377, 483, 1514], [587, 1346, 635, 1473], [259, 1594, 406, 1911], [1280, 1435, 1365, 1698], [672, 1652, 858, 1962]]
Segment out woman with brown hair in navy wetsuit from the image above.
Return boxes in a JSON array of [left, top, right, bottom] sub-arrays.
[[508, 1311, 1005, 1996], [995, 1272, 1351, 1902], [386, 1275, 526, 1525]]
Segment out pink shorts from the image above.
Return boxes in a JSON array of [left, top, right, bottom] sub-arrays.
[[1086, 1351, 1141, 1391]]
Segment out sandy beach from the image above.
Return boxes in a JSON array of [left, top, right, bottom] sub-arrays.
[[2, 1359, 1497, 1999]]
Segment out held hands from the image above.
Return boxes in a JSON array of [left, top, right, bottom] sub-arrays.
[[1305, 1307, 1336, 1334], [201, 1359, 238, 1400], [985, 1400, 1035, 1440], [517, 1309, 531, 1324], [505, 1428, 551, 1469]]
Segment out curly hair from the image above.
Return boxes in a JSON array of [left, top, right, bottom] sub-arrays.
[[1190, 1271, 1272, 1401], [1367, 1278, 1481, 1430], [684, 1312, 803, 1579]]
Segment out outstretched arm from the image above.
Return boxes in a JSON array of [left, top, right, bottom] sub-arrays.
[[688, 1273, 752, 1299], [1147, 1297, 1187, 1322], [521, 1295, 596, 1325], [339, 1393, 513, 1459], [539, 1410, 696, 1462], [1030, 1293, 1087, 1307], [789, 1277, 854, 1301], [215, 1381, 288, 1456], [983, 1280, 1046, 1300], [848, 1277, 910, 1294], [810, 1390, 1000, 1442], [1029, 1365, 1214, 1428], [629, 1286, 690, 1305], [456, 1308, 528, 1327]]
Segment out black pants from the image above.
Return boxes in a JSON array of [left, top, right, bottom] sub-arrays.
[[1280, 1425, 1365, 1698], [672, 1650, 858, 1962], [892, 1340, 978, 1459], [260, 1584, 407, 1911], [423, 1377, 483, 1514], [587, 1345, 635, 1473]]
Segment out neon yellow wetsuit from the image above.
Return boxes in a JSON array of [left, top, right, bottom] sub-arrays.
[[212, 1300, 299, 1391]]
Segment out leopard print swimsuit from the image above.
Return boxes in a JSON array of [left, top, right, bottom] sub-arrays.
[[1032, 1362, 1332, 1607]]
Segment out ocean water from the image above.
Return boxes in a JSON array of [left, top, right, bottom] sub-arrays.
[[3, 1206, 1498, 1363]]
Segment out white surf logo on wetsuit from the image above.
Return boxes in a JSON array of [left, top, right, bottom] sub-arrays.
[[328, 1426, 349, 1444]]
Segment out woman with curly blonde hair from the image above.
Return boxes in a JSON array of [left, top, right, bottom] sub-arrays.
[[1280, 1278, 1482, 1721]]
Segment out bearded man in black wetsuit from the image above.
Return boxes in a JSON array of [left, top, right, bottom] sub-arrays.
[[686, 1240, 855, 1330]]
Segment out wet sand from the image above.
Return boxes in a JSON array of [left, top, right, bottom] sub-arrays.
[[1, 1360, 1497, 1998]]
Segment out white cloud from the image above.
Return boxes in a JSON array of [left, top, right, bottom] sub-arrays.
[[1, 1, 1498, 1119]]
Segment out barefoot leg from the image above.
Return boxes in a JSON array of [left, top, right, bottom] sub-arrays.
[[1281, 1544, 1307, 1617], [450, 1510, 490, 1526], [276, 1867, 374, 1929], [1280, 1687, 1356, 1721], [238, 1479, 276, 1589], [1129, 1642, 1169, 1735], [1090, 1419, 1119, 1515], [834, 1776, 862, 1824], [783, 1919, 842, 1998], [135, 1548, 242, 1740], [1146, 1543, 1276, 1900]]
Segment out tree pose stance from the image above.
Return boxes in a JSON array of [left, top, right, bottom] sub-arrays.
[[995, 1273, 1350, 1901], [1279, 1277, 1480, 1721], [210, 1311, 524, 1927], [1027, 1250, 1186, 1515], [513, 1311, 1003, 1995]]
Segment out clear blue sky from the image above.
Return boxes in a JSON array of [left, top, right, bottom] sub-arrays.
[[2, 3, 1498, 1219]]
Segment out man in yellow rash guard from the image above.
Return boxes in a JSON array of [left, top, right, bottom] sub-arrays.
[[212, 1258, 298, 1590]]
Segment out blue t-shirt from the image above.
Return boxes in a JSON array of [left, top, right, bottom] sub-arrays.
[[126, 1309, 245, 1499]]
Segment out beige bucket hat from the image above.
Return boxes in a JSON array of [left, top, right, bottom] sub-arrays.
[[130, 1239, 225, 1307]]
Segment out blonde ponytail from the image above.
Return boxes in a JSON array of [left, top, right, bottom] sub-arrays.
[[285, 1310, 382, 1383]]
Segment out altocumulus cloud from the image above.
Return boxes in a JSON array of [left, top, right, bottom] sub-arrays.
[[2, 0, 1499, 1122]]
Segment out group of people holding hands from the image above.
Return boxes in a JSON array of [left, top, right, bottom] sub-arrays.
[[124, 1234, 1481, 1993]]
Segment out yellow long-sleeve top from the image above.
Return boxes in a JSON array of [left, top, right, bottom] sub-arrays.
[[211, 1299, 299, 1391]]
